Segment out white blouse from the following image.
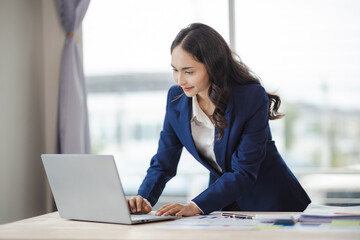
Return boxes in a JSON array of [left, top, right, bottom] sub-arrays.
[[191, 96, 222, 173]]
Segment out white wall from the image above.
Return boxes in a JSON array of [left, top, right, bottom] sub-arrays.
[[0, 0, 63, 224]]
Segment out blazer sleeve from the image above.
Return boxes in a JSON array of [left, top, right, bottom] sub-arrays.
[[137, 87, 183, 206], [192, 86, 269, 214]]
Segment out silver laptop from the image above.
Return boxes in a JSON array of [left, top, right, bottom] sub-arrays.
[[41, 154, 180, 224]]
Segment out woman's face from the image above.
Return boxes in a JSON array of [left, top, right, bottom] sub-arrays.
[[171, 45, 210, 98]]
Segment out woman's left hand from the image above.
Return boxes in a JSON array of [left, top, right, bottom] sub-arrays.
[[155, 202, 201, 217]]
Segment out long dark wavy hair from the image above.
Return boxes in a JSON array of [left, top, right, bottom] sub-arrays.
[[171, 23, 283, 139]]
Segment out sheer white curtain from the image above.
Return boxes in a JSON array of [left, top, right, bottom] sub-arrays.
[[56, 0, 91, 154]]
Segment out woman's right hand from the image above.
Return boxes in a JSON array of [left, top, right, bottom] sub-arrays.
[[127, 195, 152, 214]]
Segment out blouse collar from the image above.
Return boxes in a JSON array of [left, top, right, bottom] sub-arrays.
[[191, 96, 214, 128]]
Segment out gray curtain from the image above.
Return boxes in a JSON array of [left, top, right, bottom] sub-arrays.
[[56, 0, 91, 154]]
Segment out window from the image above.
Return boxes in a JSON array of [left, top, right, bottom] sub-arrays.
[[83, 0, 229, 208], [83, 0, 360, 208], [235, 0, 360, 205]]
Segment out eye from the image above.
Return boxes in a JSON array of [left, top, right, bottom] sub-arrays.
[[172, 68, 178, 72], [185, 71, 193, 75]]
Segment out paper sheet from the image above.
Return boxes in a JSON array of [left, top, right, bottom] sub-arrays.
[[159, 213, 360, 232], [159, 214, 263, 230]]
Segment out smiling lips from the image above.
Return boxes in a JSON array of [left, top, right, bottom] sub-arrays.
[[183, 87, 194, 92]]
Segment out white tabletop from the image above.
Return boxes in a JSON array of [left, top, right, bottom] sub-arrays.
[[0, 212, 359, 240]]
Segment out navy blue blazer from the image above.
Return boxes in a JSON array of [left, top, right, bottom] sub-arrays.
[[138, 83, 311, 214]]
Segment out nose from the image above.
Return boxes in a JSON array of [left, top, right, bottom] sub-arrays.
[[176, 73, 186, 86]]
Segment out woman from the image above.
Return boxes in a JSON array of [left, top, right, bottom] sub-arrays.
[[127, 23, 311, 217]]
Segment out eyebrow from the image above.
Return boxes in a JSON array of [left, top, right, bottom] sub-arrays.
[[171, 64, 194, 70]]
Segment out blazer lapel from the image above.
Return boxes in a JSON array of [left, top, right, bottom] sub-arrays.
[[214, 100, 233, 173], [175, 95, 199, 159], [175, 95, 221, 175]]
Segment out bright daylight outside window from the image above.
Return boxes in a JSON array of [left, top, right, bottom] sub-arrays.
[[83, 0, 229, 208], [83, 0, 360, 208], [235, 0, 360, 206]]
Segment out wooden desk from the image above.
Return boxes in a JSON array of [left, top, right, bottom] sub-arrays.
[[0, 212, 358, 240]]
